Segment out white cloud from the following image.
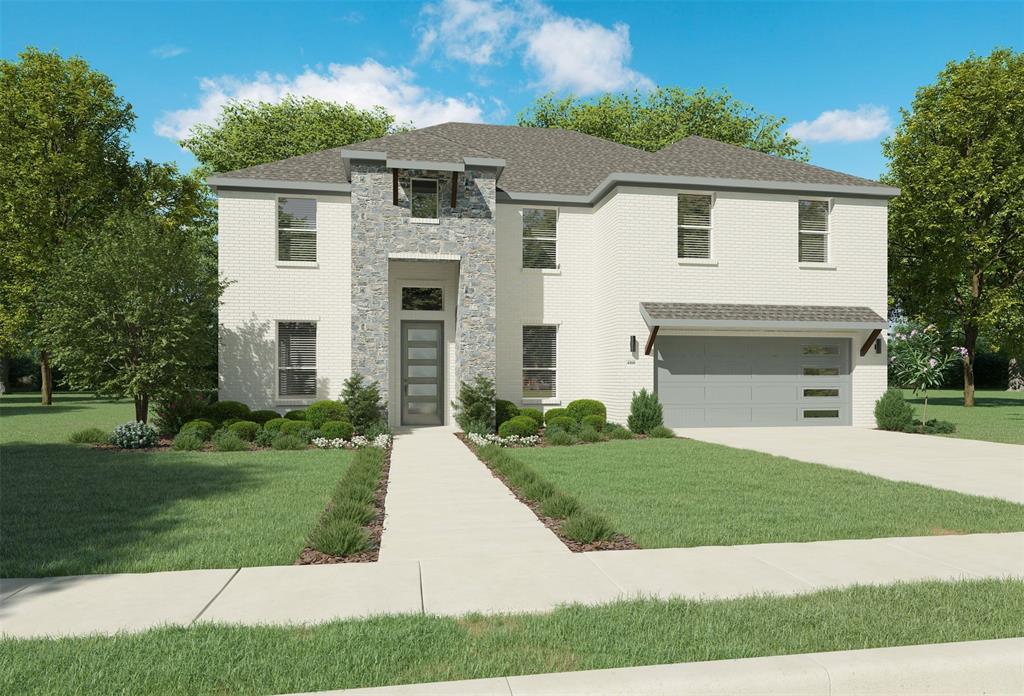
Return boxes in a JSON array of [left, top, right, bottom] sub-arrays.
[[151, 45, 187, 59], [788, 105, 892, 143], [155, 60, 485, 141], [418, 0, 653, 95]]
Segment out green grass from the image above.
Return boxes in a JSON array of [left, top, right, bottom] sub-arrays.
[[0, 579, 1020, 695], [903, 389, 1024, 444], [1, 393, 351, 577], [510, 439, 1024, 548]]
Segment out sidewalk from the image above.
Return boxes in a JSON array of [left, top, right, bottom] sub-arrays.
[[288, 638, 1024, 696], [378, 426, 566, 561], [2, 532, 1021, 639]]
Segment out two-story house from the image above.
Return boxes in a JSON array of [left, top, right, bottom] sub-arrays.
[[208, 123, 897, 428]]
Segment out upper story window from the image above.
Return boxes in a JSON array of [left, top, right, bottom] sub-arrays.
[[278, 321, 317, 398], [277, 198, 317, 262], [678, 194, 712, 259], [410, 179, 439, 219], [798, 199, 829, 263], [522, 208, 557, 269]]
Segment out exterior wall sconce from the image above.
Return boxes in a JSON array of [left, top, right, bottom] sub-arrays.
[[875, 337, 883, 354], [630, 335, 638, 353]]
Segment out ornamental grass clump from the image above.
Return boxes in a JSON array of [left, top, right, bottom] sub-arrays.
[[546, 430, 578, 446], [271, 434, 305, 451], [540, 492, 579, 519], [211, 430, 248, 452], [605, 424, 634, 440], [649, 425, 675, 439], [110, 422, 158, 449], [562, 511, 615, 544], [308, 448, 385, 557], [68, 427, 110, 444]]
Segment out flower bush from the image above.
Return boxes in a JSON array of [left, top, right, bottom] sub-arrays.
[[467, 432, 541, 448], [110, 421, 158, 449], [311, 433, 393, 449], [889, 324, 960, 422]]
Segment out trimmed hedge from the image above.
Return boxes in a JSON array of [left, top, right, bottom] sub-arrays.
[[565, 399, 606, 422], [279, 420, 307, 436], [519, 408, 544, 427], [249, 410, 280, 425], [320, 420, 355, 440], [547, 416, 578, 433], [284, 410, 307, 421], [581, 414, 605, 431], [202, 401, 251, 424], [495, 399, 520, 429], [498, 415, 539, 438], [305, 401, 349, 428], [544, 408, 568, 425], [180, 419, 216, 441], [228, 421, 260, 441], [263, 418, 289, 433]]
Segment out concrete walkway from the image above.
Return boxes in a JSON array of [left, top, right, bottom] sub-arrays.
[[291, 638, 1024, 696], [378, 426, 566, 561], [676, 426, 1024, 503], [3, 532, 1021, 639]]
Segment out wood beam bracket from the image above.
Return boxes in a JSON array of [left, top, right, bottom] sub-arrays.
[[644, 325, 660, 356], [392, 168, 399, 206], [860, 328, 882, 356]]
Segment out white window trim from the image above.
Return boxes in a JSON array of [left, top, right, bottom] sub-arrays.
[[410, 178, 440, 222], [275, 319, 318, 405], [677, 191, 715, 261], [521, 206, 559, 270], [797, 197, 832, 265], [276, 196, 318, 263], [521, 323, 557, 402]]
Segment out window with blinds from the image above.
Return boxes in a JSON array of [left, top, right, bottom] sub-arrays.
[[278, 322, 317, 397], [522, 325, 556, 398], [522, 208, 557, 269], [278, 198, 317, 262], [798, 199, 829, 263], [678, 194, 712, 259], [411, 179, 439, 219]]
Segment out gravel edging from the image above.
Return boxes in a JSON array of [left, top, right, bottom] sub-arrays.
[[456, 433, 639, 553], [295, 446, 393, 564]]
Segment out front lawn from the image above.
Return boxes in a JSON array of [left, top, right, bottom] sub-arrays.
[[1, 393, 351, 577], [510, 439, 1024, 548], [0, 579, 1020, 695], [903, 389, 1024, 444]]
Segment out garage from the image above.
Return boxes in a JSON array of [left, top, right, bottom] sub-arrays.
[[639, 302, 889, 428], [654, 336, 851, 426]]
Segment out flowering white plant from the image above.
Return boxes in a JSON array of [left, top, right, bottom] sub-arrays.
[[889, 324, 959, 422], [110, 421, 158, 449], [312, 433, 392, 450], [467, 432, 541, 448]]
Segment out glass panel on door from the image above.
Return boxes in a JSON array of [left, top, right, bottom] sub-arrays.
[[401, 320, 444, 425]]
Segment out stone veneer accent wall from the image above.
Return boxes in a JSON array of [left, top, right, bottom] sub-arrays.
[[349, 162, 497, 416]]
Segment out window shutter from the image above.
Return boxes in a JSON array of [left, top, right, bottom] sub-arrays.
[[522, 209, 557, 269], [278, 322, 317, 396], [278, 198, 317, 262], [522, 325, 556, 398]]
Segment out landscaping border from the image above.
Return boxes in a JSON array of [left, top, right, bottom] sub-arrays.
[[295, 446, 393, 564], [457, 434, 638, 552]]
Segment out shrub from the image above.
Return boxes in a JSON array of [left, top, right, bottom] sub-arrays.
[[308, 520, 369, 557], [110, 422, 158, 449], [874, 388, 915, 432], [68, 427, 110, 444], [495, 399, 519, 429], [605, 424, 634, 440], [342, 373, 387, 433], [546, 430, 578, 446], [171, 431, 205, 451], [649, 425, 675, 439], [271, 434, 306, 451], [561, 511, 614, 543], [249, 410, 280, 425], [498, 415, 539, 438], [279, 420, 307, 436], [180, 419, 216, 441], [263, 417, 289, 433], [577, 425, 605, 443], [228, 421, 260, 441], [920, 418, 957, 434], [581, 414, 605, 431], [211, 430, 248, 452], [519, 408, 544, 427], [452, 374, 496, 434], [284, 409, 306, 421], [361, 420, 391, 439], [152, 391, 210, 435], [320, 420, 355, 440], [305, 400, 349, 428], [547, 416, 578, 433], [202, 400, 251, 425], [254, 428, 276, 447], [540, 493, 579, 519], [544, 408, 568, 425], [627, 388, 663, 434], [221, 418, 242, 428], [565, 399, 606, 422]]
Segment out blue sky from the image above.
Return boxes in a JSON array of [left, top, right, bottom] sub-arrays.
[[3, 1, 1019, 179]]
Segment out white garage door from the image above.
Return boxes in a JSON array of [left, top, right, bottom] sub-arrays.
[[654, 336, 852, 427]]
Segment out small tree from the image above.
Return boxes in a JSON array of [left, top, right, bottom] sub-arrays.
[[451, 375, 496, 434], [40, 212, 224, 422], [888, 325, 961, 423], [340, 373, 386, 433]]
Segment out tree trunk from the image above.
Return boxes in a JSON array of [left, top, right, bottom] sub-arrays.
[[40, 350, 53, 405], [0, 355, 10, 395], [135, 394, 149, 423], [963, 323, 978, 407]]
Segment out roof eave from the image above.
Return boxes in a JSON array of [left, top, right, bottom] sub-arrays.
[[206, 175, 351, 194], [638, 304, 887, 332]]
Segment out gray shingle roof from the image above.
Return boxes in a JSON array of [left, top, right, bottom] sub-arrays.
[[212, 123, 891, 196], [641, 302, 886, 327]]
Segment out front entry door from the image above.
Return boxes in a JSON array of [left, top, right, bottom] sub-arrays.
[[401, 320, 444, 425]]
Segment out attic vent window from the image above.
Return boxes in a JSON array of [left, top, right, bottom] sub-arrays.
[[411, 179, 439, 219]]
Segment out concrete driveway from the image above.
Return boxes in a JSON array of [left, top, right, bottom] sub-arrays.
[[675, 427, 1024, 504]]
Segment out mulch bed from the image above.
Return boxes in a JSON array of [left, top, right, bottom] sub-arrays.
[[295, 445, 393, 565], [456, 433, 639, 553]]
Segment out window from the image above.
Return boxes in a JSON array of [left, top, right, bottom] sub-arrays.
[[402, 287, 443, 311], [798, 199, 829, 263], [278, 322, 316, 397], [802, 344, 839, 356], [804, 409, 840, 419], [522, 325, 556, 398], [411, 179, 439, 219], [803, 366, 840, 376], [278, 198, 317, 262], [804, 388, 840, 398], [678, 194, 712, 259], [522, 208, 557, 269]]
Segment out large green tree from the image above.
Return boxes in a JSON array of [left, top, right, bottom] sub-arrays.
[[884, 49, 1024, 406], [517, 87, 807, 159], [181, 96, 403, 173], [0, 48, 135, 403]]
